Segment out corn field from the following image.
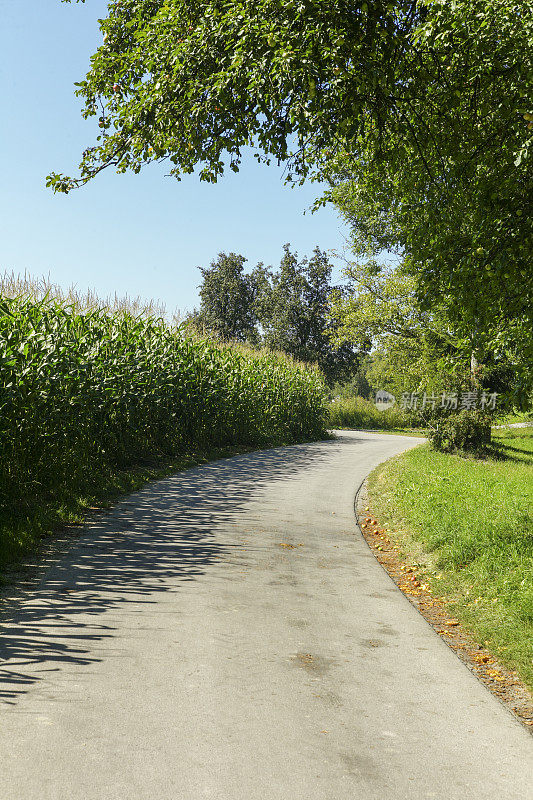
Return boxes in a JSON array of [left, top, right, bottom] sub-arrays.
[[0, 288, 327, 525]]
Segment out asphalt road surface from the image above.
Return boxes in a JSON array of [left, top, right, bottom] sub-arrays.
[[0, 431, 531, 799]]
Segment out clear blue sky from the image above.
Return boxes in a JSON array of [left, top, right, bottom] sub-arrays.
[[0, 1, 349, 315]]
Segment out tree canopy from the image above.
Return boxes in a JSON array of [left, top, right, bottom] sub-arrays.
[[53, 0, 420, 190], [53, 0, 533, 396], [329, 258, 528, 405], [258, 244, 358, 385], [329, 259, 470, 394], [193, 252, 262, 343], [53, 1, 532, 193], [322, 0, 533, 352], [193, 245, 359, 385]]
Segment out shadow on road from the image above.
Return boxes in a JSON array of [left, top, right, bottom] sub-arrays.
[[0, 435, 363, 704]]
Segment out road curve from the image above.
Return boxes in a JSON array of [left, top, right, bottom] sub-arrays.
[[0, 430, 531, 799]]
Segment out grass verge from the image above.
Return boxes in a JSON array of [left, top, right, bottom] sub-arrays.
[[366, 427, 533, 691], [348, 428, 430, 437], [496, 411, 533, 425], [329, 396, 416, 430]]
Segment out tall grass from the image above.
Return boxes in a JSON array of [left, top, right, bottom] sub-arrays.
[[0, 289, 327, 543], [328, 395, 415, 430]]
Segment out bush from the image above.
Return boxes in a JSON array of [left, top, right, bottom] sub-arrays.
[[428, 409, 492, 454]]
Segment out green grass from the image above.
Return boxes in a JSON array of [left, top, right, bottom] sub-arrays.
[[367, 427, 533, 689], [496, 410, 533, 425], [360, 428, 430, 438], [328, 395, 419, 431]]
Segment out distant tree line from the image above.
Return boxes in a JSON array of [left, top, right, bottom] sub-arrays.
[[192, 244, 528, 409], [191, 245, 359, 387]]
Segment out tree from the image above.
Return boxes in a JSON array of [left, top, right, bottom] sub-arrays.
[[329, 259, 470, 394], [193, 244, 359, 384], [259, 244, 358, 385], [53, 0, 533, 369], [53, 0, 417, 190], [322, 2, 533, 363], [194, 252, 260, 343], [329, 258, 527, 406], [325, 127, 533, 399]]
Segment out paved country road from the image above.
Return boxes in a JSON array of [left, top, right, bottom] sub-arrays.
[[0, 431, 531, 800]]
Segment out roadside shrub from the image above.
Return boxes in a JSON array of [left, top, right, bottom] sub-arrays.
[[428, 409, 492, 454]]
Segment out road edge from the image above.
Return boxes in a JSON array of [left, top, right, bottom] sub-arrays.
[[354, 476, 533, 735]]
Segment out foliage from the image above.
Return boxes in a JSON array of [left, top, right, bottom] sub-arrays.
[[329, 360, 372, 401], [0, 292, 327, 532], [328, 259, 472, 397], [323, 1, 533, 386], [193, 252, 262, 343], [497, 408, 533, 425], [367, 428, 533, 688], [258, 244, 358, 385], [53, 0, 419, 190], [327, 145, 532, 398], [328, 395, 416, 431], [428, 409, 492, 454], [192, 244, 359, 385], [52, 1, 533, 391]]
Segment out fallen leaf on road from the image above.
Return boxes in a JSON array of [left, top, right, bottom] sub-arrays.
[[297, 653, 314, 664]]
